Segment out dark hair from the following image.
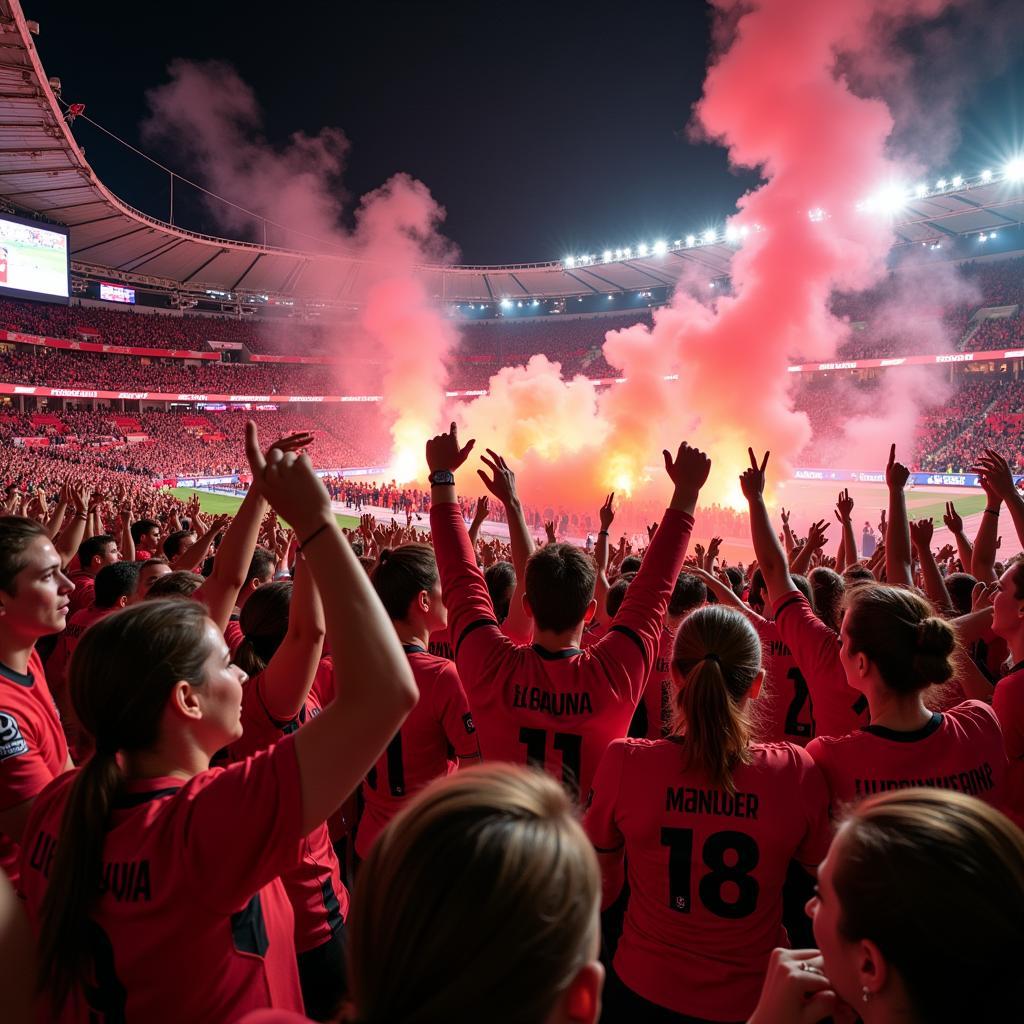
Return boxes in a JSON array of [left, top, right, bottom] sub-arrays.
[[833, 790, 1024, 1022], [246, 546, 276, 586], [669, 572, 707, 618], [145, 570, 204, 599], [790, 573, 814, 607], [842, 563, 875, 585], [605, 571, 636, 618], [0, 515, 48, 593], [620, 555, 642, 575], [236, 580, 293, 676], [76, 534, 116, 570], [129, 518, 159, 545], [37, 600, 214, 1009], [525, 544, 596, 633], [671, 605, 761, 793], [944, 572, 977, 617], [809, 567, 844, 632], [371, 544, 438, 621], [485, 561, 516, 624], [162, 530, 194, 559], [723, 566, 743, 596], [93, 562, 140, 609], [747, 569, 767, 611], [843, 584, 956, 693]]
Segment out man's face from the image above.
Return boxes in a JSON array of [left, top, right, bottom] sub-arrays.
[[141, 526, 160, 551], [134, 562, 172, 602]]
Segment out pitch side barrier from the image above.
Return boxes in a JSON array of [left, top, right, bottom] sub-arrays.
[[792, 469, 1024, 488], [168, 466, 390, 489]]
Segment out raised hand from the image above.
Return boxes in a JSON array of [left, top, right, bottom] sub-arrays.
[[359, 513, 374, 538], [664, 441, 712, 498], [878, 509, 887, 535], [646, 521, 658, 540], [885, 443, 910, 491], [471, 495, 490, 524], [599, 493, 615, 532], [544, 521, 557, 545], [740, 448, 769, 501], [780, 507, 790, 526], [909, 518, 934, 549], [426, 422, 475, 474], [477, 449, 518, 505], [974, 449, 1017, 503], [806, 520, 829, 552], [943, 501, 963, 534], [835, 488, 854, 522], [934, 543, 955, 563], [707, 536, 723, 565]]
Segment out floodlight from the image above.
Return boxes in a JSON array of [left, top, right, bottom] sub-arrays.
[[500, 298, 511, 308], [952, 175, 962, 187], [637, 243, 649, 257], [991, 231, 998, 239], [724, 224, 738, 241], [703, 228, 716, 243], [936, 178, 947, 189], [981, 169, 993, 182], [686, 234, 696, 246], [622, 247, 632, 258], [614, 249, 623, 259], [653, 239, 668, 254], [564, 256, 575, 268], [1005, 157, 1024, 182], [874, 184, 908, 213]]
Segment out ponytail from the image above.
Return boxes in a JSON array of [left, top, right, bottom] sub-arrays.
[[35, 600, 213, 1007], [671, 605, 762, 794], [236, 580, 292, 676], [37, 751, 123, 1010]]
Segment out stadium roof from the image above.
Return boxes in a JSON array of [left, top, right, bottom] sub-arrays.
[[1, 0, 1024, 306]]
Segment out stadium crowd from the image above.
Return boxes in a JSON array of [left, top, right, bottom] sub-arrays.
[[0, 414, 1022, 1024]]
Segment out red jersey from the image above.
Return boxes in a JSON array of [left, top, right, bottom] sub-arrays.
[[581, 619, 608, 650], [225, 617, 244, 658], [135, 548, 152, 560], [355, 645, 480, 858], [228, 674, 349, 954], [585, 737, 831, 1020], [309, 656, 336, 708], [68, 570, 95, 617], [0, 651, 68, 889], [752, 616, 815, 746], [633, 624, 676, 740], [20, 737, 305, 1024], [430, 501, 693, 799], [771, 592, 868, 739], [988, 666, 1024, 826], [427, 628, 454, 661], [807, 701, 1009, 815]]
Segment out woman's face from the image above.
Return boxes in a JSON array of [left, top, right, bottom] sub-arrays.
[[0, 536, 73, 639], [992, 566, 1024, 640], [806, 828, 861, 1008], [194, 619, 247, 749]]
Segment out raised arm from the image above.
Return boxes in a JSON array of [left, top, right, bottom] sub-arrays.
[[593, 493, 615, 623], [244, 423, 418, 835], [478, 449, 535, 645], [780, 507, 795, 557], [972, 469, 1002, 585], [835, 488, 856, 573], [975, 449, 1024, 555], [741, 449, 798, 605], [467, 495, 489, 549], [257, 554, 326, 721], [885, 444, 913, 589], [790, 519, 828, 577], [909, 518, 951, 612], [941, 501, 972, 570], [118, 502, 136, 563], [52, 483, 90, 570]]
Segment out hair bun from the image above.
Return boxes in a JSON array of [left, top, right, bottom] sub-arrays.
[[915, 617, 955, 658], [378, 549, 391, 564]]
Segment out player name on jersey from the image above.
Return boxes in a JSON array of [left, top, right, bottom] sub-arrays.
[[511, 684, 594, 717], [28, 829, 153, 902], [665, 786, 760, 819], [853, 761, 996, 798]]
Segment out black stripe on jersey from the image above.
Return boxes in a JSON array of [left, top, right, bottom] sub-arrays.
[[592, 842, 625, 854], [0, 661, 34, 687], [455, 617, 499, 657], [862, 712, 942, 742], [609, 624, 648, 674], [113, 787, 182, 809], [773, 593, 806, 620], [231, 892, 270, 956], [531, 644, 583, 660], [320, 878, 345, 938]]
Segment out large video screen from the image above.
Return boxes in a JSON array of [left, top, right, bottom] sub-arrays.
[[0, 212, 70, 305], [100, 282, 135, 304]]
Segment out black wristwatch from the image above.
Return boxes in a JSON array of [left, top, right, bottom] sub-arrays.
[[429, 470, 455, 486]]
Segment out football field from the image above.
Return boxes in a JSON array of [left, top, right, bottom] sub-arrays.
[[170, 488, 360, 531]]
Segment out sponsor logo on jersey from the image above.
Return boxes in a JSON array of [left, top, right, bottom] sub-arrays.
[[0, 711, 28, 761]]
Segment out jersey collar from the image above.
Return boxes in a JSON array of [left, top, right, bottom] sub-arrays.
[[0, 661, 33, 687], [531, 644, 582, 660], [861, 712, 943, 743]]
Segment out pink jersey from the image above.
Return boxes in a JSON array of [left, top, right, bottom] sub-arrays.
[[0, 650, 68, 889], [430, 501, 693, 799], [585, 737, 831, 1020], [228, 673, 349, 953], [20, 738, 305, 1024], [807, 701, 1009, 816], [752, 616, 814, 746], [993, 664, 1024, 825], [771, 592, 868, 739], [355, 645, 479, 857]]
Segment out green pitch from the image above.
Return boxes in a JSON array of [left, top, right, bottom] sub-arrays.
[[169, 488, 360, 531]]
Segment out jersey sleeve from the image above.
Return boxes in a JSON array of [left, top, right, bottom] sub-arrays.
[[583, 739, 627, 908], [179, 734, 305, 913], [430, 501, 518, 691], [434, 662, 481, 760], [0, 708, 58, 812], [593, 509, 693, 700], [994, 673, 1024, 761], [790, 746, 833, 868]]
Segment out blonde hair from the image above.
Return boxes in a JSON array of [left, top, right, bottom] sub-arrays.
[[671, 604, 761, 793], [346, 764, 600, 1024]]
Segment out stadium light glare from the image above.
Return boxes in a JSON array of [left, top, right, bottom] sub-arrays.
[[914, 183, 927, 197], [500, 298, 511, 308], [936, 178, 947, 189], [703, 228, 716, 243], [724, 224, 739, 242], [603, 249, 612, 262], [637, 243, 649, 256], [981, 169, 992, 182], [653, 239, 668, 255], [1005, 157, 1024, 182], [686, 234, 696, 246], [739, 225, 750, 237], [614, 248, 623, 259], [952, 175, 963, 187], [874, 184, 908, 214], [623, 247, 632, 258], [564, 256, 575, 268], [991, 231, 998, 238]]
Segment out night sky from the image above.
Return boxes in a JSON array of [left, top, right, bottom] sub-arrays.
[[31, 1, 1024, 266]]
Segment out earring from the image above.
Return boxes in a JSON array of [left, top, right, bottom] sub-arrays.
[[862, 986, 871, 1003]]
